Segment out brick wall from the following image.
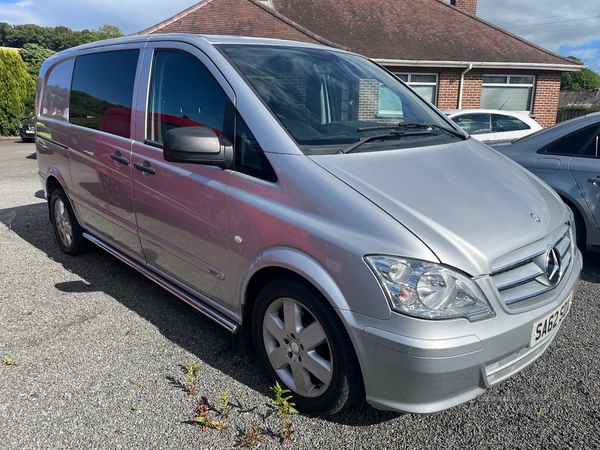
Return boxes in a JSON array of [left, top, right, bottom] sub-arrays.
[[450, 0, 478, 15], [358, 78, 380, 121], [382, 65, 561, 127], [531, 72, 562, 128]]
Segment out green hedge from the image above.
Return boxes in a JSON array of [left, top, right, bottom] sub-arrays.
[[0, 49, 35, 136]]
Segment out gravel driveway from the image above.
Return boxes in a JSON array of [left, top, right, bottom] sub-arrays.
[[1, 139, 599, 449]]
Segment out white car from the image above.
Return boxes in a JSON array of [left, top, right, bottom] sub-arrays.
[[444, 109, 542, 143]]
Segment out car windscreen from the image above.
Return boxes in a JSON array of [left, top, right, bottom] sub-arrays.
[[218, 44, 463, 152]]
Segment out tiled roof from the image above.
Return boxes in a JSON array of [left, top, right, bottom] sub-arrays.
[[272, 0, 578, 67], [135, 0, 347, 49], [136, 0, 580, 69], [560, 89, 600, 107]]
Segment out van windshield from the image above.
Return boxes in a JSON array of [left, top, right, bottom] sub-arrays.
[[218, 44, 464, 152]]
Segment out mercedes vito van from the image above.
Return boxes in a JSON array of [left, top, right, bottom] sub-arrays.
[[35, 34, 581, 416]]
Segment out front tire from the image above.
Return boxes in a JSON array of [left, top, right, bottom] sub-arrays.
[[252, 277, 363, 416], [50, 188, 89, 255]]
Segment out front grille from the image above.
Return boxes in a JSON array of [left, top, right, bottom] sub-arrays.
[[490, 223, 573, 306]]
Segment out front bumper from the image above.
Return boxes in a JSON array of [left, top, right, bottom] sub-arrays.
[[340, 248, 582, 414]]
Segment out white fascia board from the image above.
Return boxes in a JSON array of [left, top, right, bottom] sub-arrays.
[[372, 59, 582, 72]]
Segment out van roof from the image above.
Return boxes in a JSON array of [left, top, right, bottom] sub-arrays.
[[60, 33, 341, 54]]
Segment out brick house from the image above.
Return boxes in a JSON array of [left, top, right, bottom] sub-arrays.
[[135, 0, 582, 127]]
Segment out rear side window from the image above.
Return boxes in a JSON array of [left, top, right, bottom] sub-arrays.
[[41, 59, 74, 121], [540, 125, 599, 157], [69, 49, 139, 138], [492, 114, 531, 133], [147, 50, 227, 144], [452, 113, 491, 135]]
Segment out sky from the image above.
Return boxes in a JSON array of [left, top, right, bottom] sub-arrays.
[[1, 0, 600, 72]]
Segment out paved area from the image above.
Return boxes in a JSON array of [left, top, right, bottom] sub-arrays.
[[1, 138, 599, 448]]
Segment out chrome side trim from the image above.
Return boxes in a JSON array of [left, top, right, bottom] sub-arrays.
[[83, 232, 239, 333]]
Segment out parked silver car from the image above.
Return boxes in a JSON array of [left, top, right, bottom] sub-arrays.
[[35, 34, 581, 416], [491, 112, 600, 252]]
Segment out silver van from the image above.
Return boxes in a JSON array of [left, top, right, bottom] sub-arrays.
[[35, 34, 581, 416]]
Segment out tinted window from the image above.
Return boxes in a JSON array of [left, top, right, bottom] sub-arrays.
[[70, 50, 139, 138], [580, 129, 600, 157], [147, 50, 227, 144], [492, 114, 530, 133], [42, 59, 74, 121], [541, 126, 600, 157], [453, 113, 491, 135], [235, 112, 276, 182]]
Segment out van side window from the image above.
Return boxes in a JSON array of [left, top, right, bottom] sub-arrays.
[[235, 112, 276, 182], [69, 49, 139, 138], [41, 59, 74, 121], [147, 50, 227, 144]]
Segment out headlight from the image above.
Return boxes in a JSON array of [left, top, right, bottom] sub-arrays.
[[365, 255, 495, 321]]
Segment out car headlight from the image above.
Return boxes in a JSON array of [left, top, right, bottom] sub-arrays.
[[365, 255, 495, 321]]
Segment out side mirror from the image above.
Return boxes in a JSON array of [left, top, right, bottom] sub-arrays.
[[163, 126, 233, 168]]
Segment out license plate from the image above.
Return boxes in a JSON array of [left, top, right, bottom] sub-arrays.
[[530, 292, 572, 348]]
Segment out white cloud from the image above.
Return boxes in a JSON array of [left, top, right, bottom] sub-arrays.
[[477, 0, 600, 53]]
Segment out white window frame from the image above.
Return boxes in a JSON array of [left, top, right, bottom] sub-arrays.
[[481, 74, 535, 112], [394, 73, 439, 105]]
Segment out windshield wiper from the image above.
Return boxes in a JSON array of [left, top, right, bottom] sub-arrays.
[[340, 129, 433, 154], [357, 122, 466, 140]]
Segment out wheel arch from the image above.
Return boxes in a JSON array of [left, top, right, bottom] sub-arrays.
[[44, 173, 64, 219], [558, 193, 588, 249], [240, 247, 351, 334]]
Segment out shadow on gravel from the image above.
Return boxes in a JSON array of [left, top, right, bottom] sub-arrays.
[[1, 200, 399, 425], [581, 251, 600, 284]]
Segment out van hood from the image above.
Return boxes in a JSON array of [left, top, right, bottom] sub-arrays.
[[309, 139, 567, 276]]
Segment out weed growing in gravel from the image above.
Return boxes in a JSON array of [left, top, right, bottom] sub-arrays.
[[192, 396, 227, 432], [220, 389, 231, 418], [280, 421, 294, 445], [537, 407, 548, 421], [2, 356, 15, 366], [240, 422, 263, 448], [183, 361, 201, 395], [271, 381, 298, 418], [271, 381, 298, 444]]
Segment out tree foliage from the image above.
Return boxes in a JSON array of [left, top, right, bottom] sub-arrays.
[[0, 23, 124, 51], [0, 50, 35, 135], [0, 23, 123, 136], [561, 56, 600, 91], [19, 43, 55, 76]]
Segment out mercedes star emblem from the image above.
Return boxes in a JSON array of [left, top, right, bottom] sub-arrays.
[[544, 246, 562, 286]]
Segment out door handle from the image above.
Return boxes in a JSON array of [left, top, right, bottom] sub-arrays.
[[134, 161, 156, 175], [587, 177, 600, 185], [110, 152, 130, 165]]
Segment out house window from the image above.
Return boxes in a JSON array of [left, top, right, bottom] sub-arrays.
[[377, 73, 437, 117], [378, 85, 404, 117], [481, 75, 534, 111], [394, 73, 438, 104]]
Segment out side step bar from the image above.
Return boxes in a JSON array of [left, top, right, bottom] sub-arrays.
[[83, 232, 240, 334]]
